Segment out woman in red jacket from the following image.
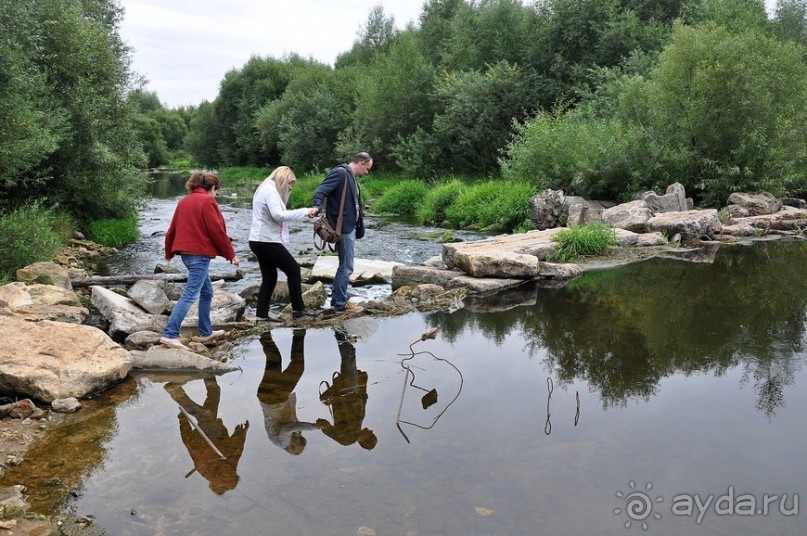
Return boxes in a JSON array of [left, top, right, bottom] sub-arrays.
[[160, 172, 240, 350]]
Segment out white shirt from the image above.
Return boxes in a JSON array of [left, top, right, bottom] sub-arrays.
[[248, 182, 309, 244]]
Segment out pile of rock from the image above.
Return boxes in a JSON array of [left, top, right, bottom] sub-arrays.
[[390, 184, 807, 296]]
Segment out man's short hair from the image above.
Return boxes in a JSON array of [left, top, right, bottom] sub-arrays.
[[352, 152, 372, 164]]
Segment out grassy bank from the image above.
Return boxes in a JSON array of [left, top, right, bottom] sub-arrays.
[[217, 166, 536, 233]]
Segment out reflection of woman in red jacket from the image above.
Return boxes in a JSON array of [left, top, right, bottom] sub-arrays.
[[165, 378, 249, 495], [159, 172, 240, 350]]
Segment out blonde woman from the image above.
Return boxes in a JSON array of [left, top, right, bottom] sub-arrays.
[[248, 166, 317, 320]]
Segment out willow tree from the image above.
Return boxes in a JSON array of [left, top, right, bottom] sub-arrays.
[[0, 0, 145, 220]]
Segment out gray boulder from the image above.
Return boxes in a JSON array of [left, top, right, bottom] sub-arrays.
[[90, 285, 168, 341], [727, 192, 782, 217], [127, 279, 170, 315], [0, 282, 87, 323], [15, 261, 73, 290], [529, 189, 566, 230], [602, 200, 653, 232], [181, 290, 246, 327], [131, 346, 239, 372], [645, 209, 722, 239], [642, 182, 688, 213]]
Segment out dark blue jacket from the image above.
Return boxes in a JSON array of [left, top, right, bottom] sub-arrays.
[[313, 164, 362, 234]]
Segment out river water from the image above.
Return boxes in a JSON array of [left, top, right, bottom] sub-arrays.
[[4, 173, 807, 535]]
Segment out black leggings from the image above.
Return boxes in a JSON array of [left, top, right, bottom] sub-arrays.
[[249, 241, 305, 315]]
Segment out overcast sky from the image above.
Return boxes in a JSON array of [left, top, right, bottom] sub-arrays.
[[119, 0, 782, 109], [118, 0, 425, 108]]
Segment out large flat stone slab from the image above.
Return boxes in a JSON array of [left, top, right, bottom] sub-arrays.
[[310, 256, 404, 284], [0, 317, 132, 403]]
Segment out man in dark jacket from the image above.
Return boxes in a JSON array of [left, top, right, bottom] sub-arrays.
[[312, 152, 372, 312]]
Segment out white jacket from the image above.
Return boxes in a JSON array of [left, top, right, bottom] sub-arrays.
[[248, 182, 309, 244]]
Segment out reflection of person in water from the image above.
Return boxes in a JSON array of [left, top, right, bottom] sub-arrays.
[[257, 329, 318, 455], [316, 329, 378, 450], [164, 378, 249, 495]]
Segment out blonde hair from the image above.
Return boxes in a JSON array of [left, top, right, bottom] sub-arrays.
[[258, 166, 296, 202]]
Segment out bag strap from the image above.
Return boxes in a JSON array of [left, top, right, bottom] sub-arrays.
[[334, 172, 349, 235], [313, 170, 350, 252]]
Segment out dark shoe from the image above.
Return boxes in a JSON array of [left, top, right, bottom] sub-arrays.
[[292, 308, 318, 319]]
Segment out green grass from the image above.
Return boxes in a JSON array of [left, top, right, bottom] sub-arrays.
[[217, 167, 273, 187], [416, 180, 466, 225], [0, 202, 72, 281], [167, 152, 193, 171], [86, 214, 140, 247], [551, 222, 617, 262], [214, 166, 539, 232], [372, 180, 429, 215], [444, 180, 536, 232]]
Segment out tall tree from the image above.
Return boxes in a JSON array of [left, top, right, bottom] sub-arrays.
[[772, 0, 807, 48], [417, 0, 468, 65], [339, 31, 437, 167], [0, 0, 145, 220], [336, 5, 399, 67]]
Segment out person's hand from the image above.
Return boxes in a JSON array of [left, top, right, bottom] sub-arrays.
[[230, 255, 240, 267], [307, 208, 318, 218]]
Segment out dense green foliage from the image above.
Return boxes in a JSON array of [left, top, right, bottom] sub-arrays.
[[0, 204, 72, 281], [504, 2, 807, 205], [0, 0, 147, 222], [128, 90, 190, 168], [551, 223, 618, 262], [178, 0, 688, 176], [159, 0, 807, 210]]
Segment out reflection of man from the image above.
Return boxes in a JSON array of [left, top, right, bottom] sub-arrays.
[[317, 329, 377, 450], [257, 329, 317, 455], [165, 378, 248, 495]]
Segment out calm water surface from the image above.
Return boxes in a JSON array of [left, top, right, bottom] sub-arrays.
[[5, 174, 807, 535]]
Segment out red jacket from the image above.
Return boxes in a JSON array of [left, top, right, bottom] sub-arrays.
[[164, 188, 236, 261]]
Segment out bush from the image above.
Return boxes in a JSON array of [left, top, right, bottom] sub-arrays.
[[372, 180, 429, 215], [501, 108, 637, 200], [551, 222, 617, 262], [416, 180, 466, 225], [0, 203, 71, 280], [86, 215, 140, 247]]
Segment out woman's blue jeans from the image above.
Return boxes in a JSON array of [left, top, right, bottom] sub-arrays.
[[162, 254, 214, 338], [331, 229, 355, 310]]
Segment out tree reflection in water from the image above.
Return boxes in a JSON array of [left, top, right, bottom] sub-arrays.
[[428, 240, 807, 415]]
